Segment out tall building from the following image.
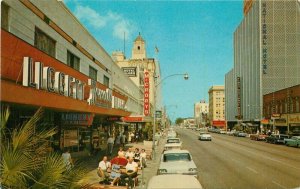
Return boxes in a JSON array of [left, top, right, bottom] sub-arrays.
[[194, 100, 209, 127], [1, 0, 142, 153], [112, 34, 162, 128], [208, 86, 225, 128], [225, 0, 300, 131]]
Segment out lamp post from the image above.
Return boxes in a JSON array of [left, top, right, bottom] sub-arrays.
[[152, 73, 188, 160]]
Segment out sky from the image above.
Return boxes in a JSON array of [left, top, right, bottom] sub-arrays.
[[64, 0, 244, 122]]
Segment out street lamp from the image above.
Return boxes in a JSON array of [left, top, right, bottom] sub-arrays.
[[152, 73, 189, 160]]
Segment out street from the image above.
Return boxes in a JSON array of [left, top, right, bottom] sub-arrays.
[[176, 128, 300, 189]]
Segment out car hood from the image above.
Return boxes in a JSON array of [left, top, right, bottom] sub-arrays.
[[159, 161, 197, 173], [200, 134, 211, 137], [165, 143, 182, 147]]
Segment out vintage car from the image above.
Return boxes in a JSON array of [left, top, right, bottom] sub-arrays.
[[167, 131, 177, 139], [266, 134, 289, 144], [164, 138, 182, 151], [157, 149, 198, 178], [233, 131, 247, 137], [250, 134, 267, 141], [284, 136, 300, 147], [198, 132, 212, 141], [147, 175, 203, 189]]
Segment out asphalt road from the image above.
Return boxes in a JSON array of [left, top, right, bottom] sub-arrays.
[[176, 128, 300, 189]]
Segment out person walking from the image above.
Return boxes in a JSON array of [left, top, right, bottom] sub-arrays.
[[107, 135, 114, 156], [121, 133, 126, 147], [62, 148, 73, 170]]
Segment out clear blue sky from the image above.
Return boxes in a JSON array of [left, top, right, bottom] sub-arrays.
[[65, 0, 244, 122]]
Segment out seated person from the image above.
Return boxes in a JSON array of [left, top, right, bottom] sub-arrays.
[[110, 164, 121, 186], [118, 147, 125, 158], [125, 148, 134, 159], [97, 156, 111, 184], [134, 148, 140, 164], [120, 157, 138, 188]]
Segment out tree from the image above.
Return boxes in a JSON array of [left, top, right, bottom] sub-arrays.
[[175, 117, 184, 125], [0, 107, 90, 188]]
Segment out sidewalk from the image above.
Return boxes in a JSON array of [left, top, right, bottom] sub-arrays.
[[78, 138, 166, 189]]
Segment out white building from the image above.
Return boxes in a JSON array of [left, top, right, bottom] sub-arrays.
[[194, 100, 209, 127]]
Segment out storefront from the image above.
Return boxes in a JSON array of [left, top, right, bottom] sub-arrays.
[[288, 113, 300, 135], [1, 30, 130, 153], [212, 120, 226, 129], [274, 114, 288, 134]]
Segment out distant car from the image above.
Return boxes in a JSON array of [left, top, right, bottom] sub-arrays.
[[284, 136, 300, 147], [164, 138, 182, 151], [167, 131, 177, 139], [157, 149, 198, 178], [198, 132, 212, 141], [219, 129, 226, 134], [266, 134, 289, 144], [147, 175, 203, 189], [226, 131, 235, 136], [234, 131, 247, 137], [250, 134, 267, 141]]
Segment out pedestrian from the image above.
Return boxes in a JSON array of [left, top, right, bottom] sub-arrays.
[[130, 132, 135, 143], [135, 132, 139, 143], [120, 157, 138, 189], [98, 156, 111, 184], [133, 148, 140, 164], [118, 147, 125, 158], [128, 132, 132, 144], [62, 148, 73, 170], [115, 134, 121, 147], [121, 133, 126, 147], [107, 135, 114, 155], [140, 149, 147, 168]]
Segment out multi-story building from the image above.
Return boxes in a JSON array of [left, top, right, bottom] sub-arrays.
[[225, 0, 300, 131], [194, 100, 209, 127], [1, 0, 142, 153], [263, 84, 300, 134], [112, 34, 162, 129], [208, 86, 225, 128]]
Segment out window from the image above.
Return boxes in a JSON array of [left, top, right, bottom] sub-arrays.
[[89, 66, 97, 81], [137, 46, 140, 50], [103, 75, 109, 87], [296, 97, 299, 112], [1, 3, 9, 30], [67, 51, 80, 71], [34, 27, 56, 57], [290, 99, 294, 113]]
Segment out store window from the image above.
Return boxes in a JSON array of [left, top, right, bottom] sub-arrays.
[[104, 75, 109, 87], [67, 50, 80, 71], [1, 2, 9, 30], [35, 27, 56, 57], [89, 66, 97, 81]]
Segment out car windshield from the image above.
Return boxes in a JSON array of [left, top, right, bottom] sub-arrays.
[[163, 153, 191, 162], [167, 139, 180, 143]]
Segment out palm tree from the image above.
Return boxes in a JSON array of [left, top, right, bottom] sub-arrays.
[[0, 107, 90, 188]]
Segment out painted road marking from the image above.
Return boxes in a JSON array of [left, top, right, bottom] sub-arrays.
[[272, 181, 287, 189], [246, 166, 258, 174]]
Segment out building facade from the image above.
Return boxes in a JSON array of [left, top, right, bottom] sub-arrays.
[[194, 100, 209, 127], [225, 0, 300, 131], [208, 86, 225, 128], [263, 84, 300, 134], [1, 0, 142, 153]]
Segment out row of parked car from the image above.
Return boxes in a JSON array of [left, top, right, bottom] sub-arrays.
[[148, 129, 203, 189], [206, 127, 300, 148]]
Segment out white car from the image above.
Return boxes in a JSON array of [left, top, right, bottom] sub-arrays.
[[167, 131, 177, 139], [147, 175, 203, 189], [164, 138, 182, 151], [198, 132, 212, 141], [157, 149, 198, 178]]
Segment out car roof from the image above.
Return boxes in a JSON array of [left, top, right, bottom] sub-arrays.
[[167, 138, 180, 140], [163, 149, 190, 154], [147, 175, 203, 189]]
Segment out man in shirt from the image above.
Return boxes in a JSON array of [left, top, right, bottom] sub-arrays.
[[98, 156, 111, 184], [120, 157, 138, 188], [125, 148, 134, 159], [62, 148, 73, 170], [107, 135, 114, 155]]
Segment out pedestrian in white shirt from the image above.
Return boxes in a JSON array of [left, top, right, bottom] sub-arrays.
[[107, 136, 114, 155], [125, 148, 134, 159], [120, 157, 138, 188], [62, 148, 73, 170], [140, 149, 147, 168]]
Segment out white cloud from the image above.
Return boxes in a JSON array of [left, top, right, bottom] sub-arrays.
[[74, 5, 106, 28], [73, 6, 136, 41]]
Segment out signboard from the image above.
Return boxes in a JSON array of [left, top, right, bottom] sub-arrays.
[[106, 117, 122, 122], [261, 2, 268, 74], [237, 77, 242, 118], [288, 114, 300, 124], [212, 120, 226, 127], [61, 113, 94, 126], [144, 71, 150, 116], [122, 67, 137, 77], [122, 116, 143, 122]]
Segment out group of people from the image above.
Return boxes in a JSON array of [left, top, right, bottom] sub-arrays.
[[97, 147, 148, 188]]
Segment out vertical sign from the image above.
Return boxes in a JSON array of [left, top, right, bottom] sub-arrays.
[[144, 71, 150, 116], [261, 2, 268, 74], [237, 77, 241, 119]]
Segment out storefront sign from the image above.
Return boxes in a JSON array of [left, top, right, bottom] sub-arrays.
[[261, 2, 268, 74], [289, 114, 300, 124], [274, 114, 287, 126], [122, 116, 143, 122], [122, 67, 137, 77], [106, 117, 122, 121], [144, 71, 150, 116], [22, 57, 125, 110], [61, 113, 94, 126], [212, 120, 225, 127]]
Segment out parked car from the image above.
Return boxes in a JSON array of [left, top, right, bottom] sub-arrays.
[[198, 132, 212, 141], [157, 149, 198, 178], [284, 136, 300, 147], [219, 129, 226, 134], [164, 138, 182, 151], [266, 134, 289, 144], [233, 131, 247, 137], [226, 130, 235, 136], [167, 131, 177, 139], [250, 134, 267, 141], [147, 175, 203, 189]]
